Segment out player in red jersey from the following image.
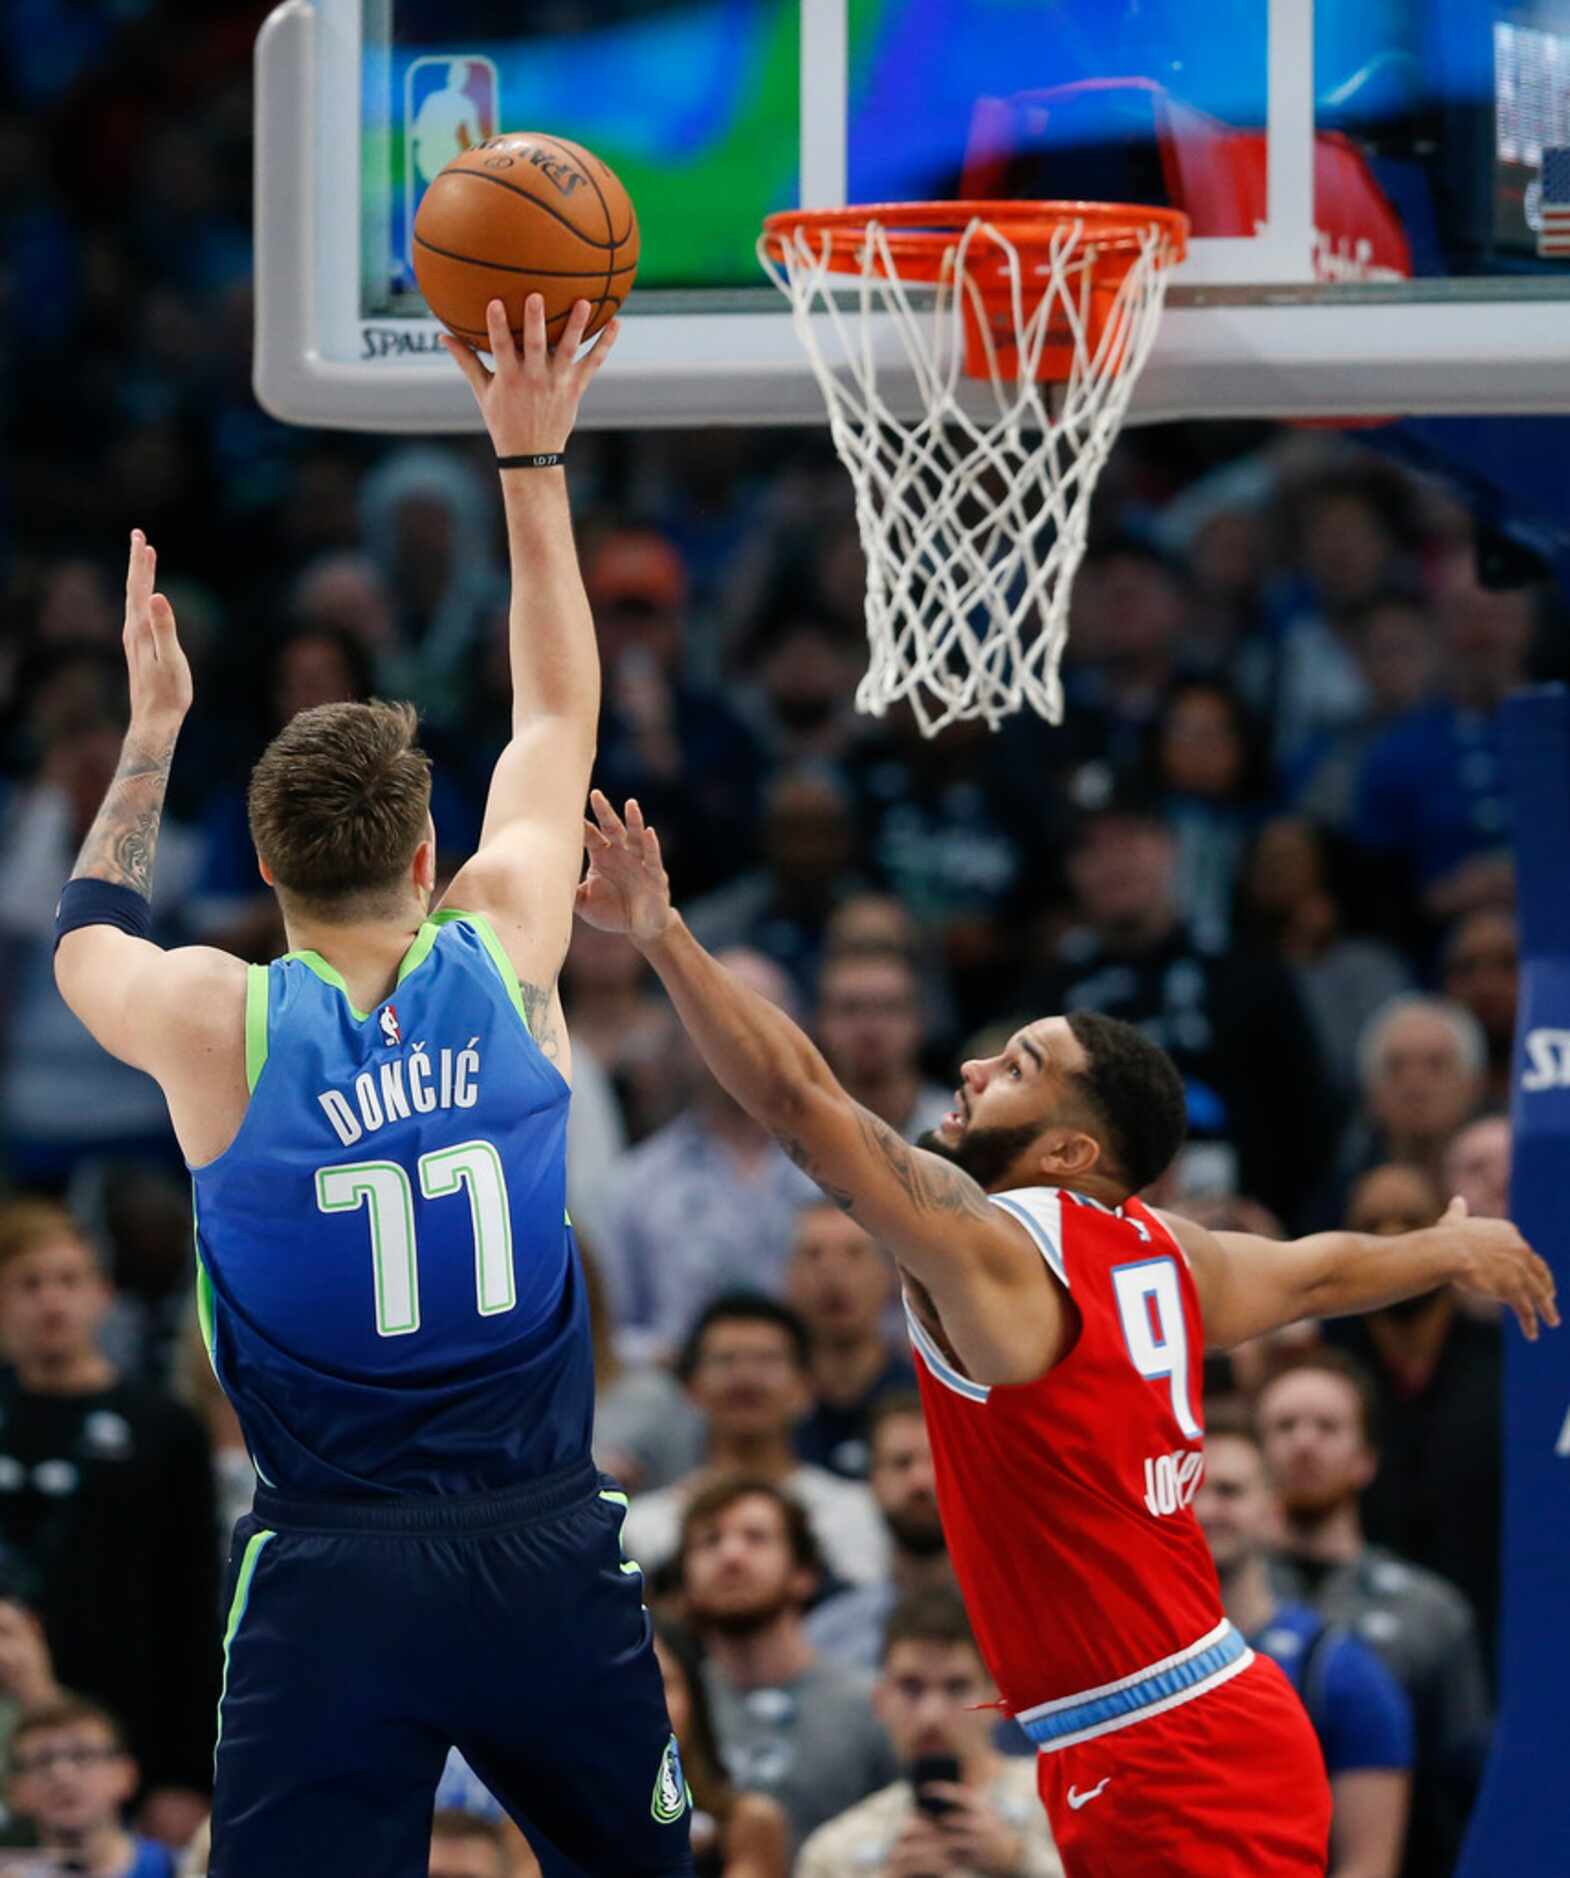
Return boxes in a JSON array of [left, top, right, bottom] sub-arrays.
[[577, 793, 1557, 1877]]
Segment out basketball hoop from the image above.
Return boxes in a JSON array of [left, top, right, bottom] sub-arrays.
[[758, 201, 1188, 734]]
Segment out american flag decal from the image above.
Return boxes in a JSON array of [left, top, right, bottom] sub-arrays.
[[1538, 146, 1570, 257]]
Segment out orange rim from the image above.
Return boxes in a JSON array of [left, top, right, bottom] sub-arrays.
[[761, 199, 1189, 297]]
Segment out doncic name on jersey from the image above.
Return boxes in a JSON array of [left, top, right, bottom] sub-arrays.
[[318, 1012, 483, 1148]]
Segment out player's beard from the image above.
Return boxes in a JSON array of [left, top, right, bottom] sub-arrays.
[[918, 1121, 1043, 1191]]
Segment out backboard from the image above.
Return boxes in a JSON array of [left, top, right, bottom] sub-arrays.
[[255, 0, 1570, 430]]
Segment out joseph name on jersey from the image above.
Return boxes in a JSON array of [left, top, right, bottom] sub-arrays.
[[907, 1186, 1250, 1753]]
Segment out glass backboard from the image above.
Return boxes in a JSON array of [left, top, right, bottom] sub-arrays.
[[255, 0, 1570, 430]]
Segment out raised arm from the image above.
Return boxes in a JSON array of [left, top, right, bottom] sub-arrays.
[[577, 794, 1067, 1384], [53, 532, 247, 1160], [440, 296, 619, 1005], [1160, 1201, 1557, 1351]]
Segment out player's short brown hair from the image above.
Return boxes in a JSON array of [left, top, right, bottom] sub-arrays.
[[880, 1584, 979, 1664], [0, 1202, 100, 1280], [247, 700, 432, 913]]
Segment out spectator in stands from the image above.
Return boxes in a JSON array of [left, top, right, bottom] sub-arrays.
[[806, 1395, 953, 1675], [1062, 538, 1189, 774], [1330, 999, 1486, 1212], [1236, 818, 1411, 1100], [582, 1245, 702, 1496], [796, 1586, 1062, 1878], [598, 951, 817, 1361], [0, 1203, 219, 1842], [736, 605, 866, 768], [787, 1205, 914, 1481], [1440, 908, 1519, 1109], [1287, 594, 1440, 832], [0, 709, 199, 1186], [651, 1622, 790, 1878], [1198, 1405, 1412, 1878], [1020, 783, 1337, 1222], [427, 1808, 520, 1878], [1354, 580, 1534, 923], [1, 1696, 177, 1877], [1322, 1168, 1502, 1661], [1442, 1116, 1512, 1222], [1145, 676, 1275, 945], [678, 1479, 896, 1851], [588, 526, 765, 899], [814, 948, 950, 1144], [688, 767, 864, 1003], [621, 1295, 887, 1588], [0, 1599, 62, 1763], [1258, 1352, 1492, 1878], [560, 922, 680, 1142]]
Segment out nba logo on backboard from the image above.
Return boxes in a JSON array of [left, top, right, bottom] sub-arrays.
[[404, 55, 499, 271]]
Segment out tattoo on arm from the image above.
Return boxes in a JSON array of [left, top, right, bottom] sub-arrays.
[[519, 978, 561, 1061], [772, 1109, 994, 1226], [71, 731, 177, 899]]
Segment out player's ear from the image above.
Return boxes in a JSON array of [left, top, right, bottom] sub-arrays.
[[256, 853, 275, 888], [1039, 1127, 1100, 1180], [412, 834, 438, 896]]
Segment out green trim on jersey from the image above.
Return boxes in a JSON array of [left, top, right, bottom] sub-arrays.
[[215, 1528, 275, 1758], [434, 909, 533, 1036], [283, 919, 443, 1024], [244, 964, 270, 1093], [599, 1488, 643, 1576]]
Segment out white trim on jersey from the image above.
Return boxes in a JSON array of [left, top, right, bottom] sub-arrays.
[[988, 1188, 1069, 1287], [1029, 1645, 1254, 1752], [1019, 1617, 1234, 1719], [904, 1302, 991, 1403]]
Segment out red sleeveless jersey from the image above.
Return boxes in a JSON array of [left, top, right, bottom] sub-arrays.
[[907, 1185, 1250, 1749]]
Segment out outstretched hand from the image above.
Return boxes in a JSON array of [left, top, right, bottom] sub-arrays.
[[122, 530, 192, 736], [1439, 1195, 1559, 1339], [444, 295, 619, 456], [576, 791, 673, 945]]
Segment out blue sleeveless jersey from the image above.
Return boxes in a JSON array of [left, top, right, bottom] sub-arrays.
[[192, 910, 593, 1498]]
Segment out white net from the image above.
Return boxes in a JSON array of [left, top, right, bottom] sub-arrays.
[[759, 210, 1182, 735]]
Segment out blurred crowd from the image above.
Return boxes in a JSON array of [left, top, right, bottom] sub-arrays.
[[0, 4, 1556, 1876]]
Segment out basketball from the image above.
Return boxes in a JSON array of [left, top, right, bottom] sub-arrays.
[[412, 133, 639, 350]]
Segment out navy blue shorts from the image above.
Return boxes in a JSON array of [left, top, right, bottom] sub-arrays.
[[209, 1460, 693, 1878]]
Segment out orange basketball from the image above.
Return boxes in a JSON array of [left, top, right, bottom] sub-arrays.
[[412, 133, 638, 349]]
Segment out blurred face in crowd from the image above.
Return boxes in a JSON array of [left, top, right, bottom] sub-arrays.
[[1441, 584, 1534, 703], [920, 1015, 1099, 1192], [1159, 687, 1245, 800], [869, 1412, 945, 1557], [1066, 815, 1177, 945], [274, 632, 360, 724], [825, 894, 919, 956], [817, 953, 923, 1087], [0, 1237, 111, 1373], [787, 1207, 892, 1345], [1442, 910, 1519, 1046], [682, 1492, 814, 1636], [292, 554, 394, 651], [9, 1719, 135, 1841], [1195, 1432, 1276, 1576], [1443, 1116, 1512, 1221], [763, 773, 854, 890], [1346, 1164, 1442, 1238], [1366, 1006, 1482, 1144], [875, 1638, 995, 1766], [1244, 818, 1324, 921], [428, 1828, 509, 1878], [1255, 1368, 1376, 1520], [1088, 553, 1185, 671], [760, 621, 858, 734], [1359, 600, 1437, 716], [686, 1318, 811, 1443], [1302, 492, 1393, 605]]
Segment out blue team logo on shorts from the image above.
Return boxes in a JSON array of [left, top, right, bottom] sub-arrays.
[[403, 55, 500, 271], [651, 1732, 688, 1824]]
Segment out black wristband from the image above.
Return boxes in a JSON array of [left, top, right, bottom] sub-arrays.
[[54, 877, 153, 953], [496, 452, 564, 470]]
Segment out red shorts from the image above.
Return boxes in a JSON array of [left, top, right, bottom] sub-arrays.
[[1034, 1655, 1331, 1877]]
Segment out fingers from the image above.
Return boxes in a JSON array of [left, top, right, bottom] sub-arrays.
[[644, 825, 664, 873], [485, 297, 519, 369], [521, 292, 548, 370], [583, 816, 611, 851], [588, 788, 630, 841], [557, 298, 593, 360], [148, 592, 178, 650], [579, 316, 621, 379], [125, 530, 153, 616], [625, 798, 646, 837], [1444, 1194, 1469, 1220], [443, 334, 493, 396]]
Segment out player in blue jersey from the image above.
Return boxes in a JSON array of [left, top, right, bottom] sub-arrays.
[[52, 298, 693, 1878]]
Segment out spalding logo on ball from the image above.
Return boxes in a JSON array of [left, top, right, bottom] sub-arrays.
[[412, 133, 639, 349]]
